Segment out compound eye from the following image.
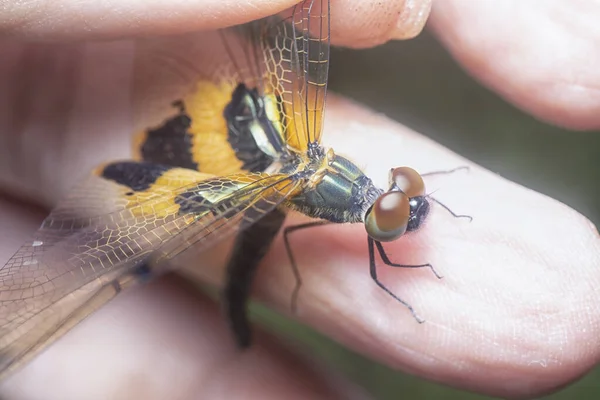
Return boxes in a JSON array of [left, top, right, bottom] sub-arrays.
[[365, 191, 410, 242], [389, 167, 425, 197]]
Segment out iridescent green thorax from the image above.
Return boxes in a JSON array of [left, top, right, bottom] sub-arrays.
[[287, 146, 383, 224]]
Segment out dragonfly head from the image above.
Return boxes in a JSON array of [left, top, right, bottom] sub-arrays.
[[364, 167, 429, 242]]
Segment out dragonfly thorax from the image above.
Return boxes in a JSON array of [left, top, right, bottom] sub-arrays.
[[288, 148, 383, 224]]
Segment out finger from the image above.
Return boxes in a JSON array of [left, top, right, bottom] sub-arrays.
[[1, 0, 297, 40], [0, 0, 428, 210], [0, 40, 134, 207], [331, 0, 432, 48], [429, 0, 600, 130], [0, 0, 432, 207], [4, 34, 600, 399], [0, 0, 432, 47], [238, 96, 600, 399], [0, 198, 368, 400]]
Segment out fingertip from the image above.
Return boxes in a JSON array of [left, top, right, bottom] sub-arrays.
[[393, 0, 433, 40], [429, 0, 600, 130], [251, 97, 600, 398], [331, 0, 432, 48]]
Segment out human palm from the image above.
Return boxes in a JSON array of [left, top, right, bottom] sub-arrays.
[[0, 1, 599, 399]]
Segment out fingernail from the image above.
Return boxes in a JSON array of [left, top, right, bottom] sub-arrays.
[[392, 0, 432, 40]]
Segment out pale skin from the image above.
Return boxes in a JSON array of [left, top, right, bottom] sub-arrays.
[[1, 0, 600, 399]]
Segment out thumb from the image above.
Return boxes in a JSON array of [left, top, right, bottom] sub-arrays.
[[1, 0, 297, 41]]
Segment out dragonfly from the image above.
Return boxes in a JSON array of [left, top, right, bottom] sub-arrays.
[[0, 0, 469, 379]]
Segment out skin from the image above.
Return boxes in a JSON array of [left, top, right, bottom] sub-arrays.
[[0, 0, 599, 399]]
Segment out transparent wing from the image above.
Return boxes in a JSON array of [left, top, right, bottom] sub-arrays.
[[132, 28, 269, 176], [262, 0, 330, 151], [132, 29, 263, 133], [147, 171, 303, 264], [0, 166, 303, 378], [131, 0, 330, 161]]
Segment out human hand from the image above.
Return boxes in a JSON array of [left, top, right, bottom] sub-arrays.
[[0, 1, 599, 400]]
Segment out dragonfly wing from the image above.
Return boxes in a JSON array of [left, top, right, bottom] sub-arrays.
[[132, 30, 244, 175], [261, 0, 330, 151], [148, 172, 302, 264], [0, 162, 303, 378], [131, 0, 331, 172], [132, 25, 281, 176]]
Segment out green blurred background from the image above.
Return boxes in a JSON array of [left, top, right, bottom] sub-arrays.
[[254, 29, 600, 399]]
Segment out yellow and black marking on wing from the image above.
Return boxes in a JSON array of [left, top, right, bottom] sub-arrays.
[[0, 0, 334, 379], [132, 101, 200, 172], [132, 30, 291, 176], [133, 81, 245, 175], [0, 161, 304, 379], [131, 0, 331, 176], [129, 0, 332, 349], [96, 161, 214, 217]]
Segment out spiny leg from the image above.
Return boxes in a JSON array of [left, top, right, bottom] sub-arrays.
[[368, 237, 427, 323], [421, 165, 470, 177], [429, 197, 473, 222], [283, 220, 331, 313], [374, 240, 443, 279], [420, 166, 473, 221]]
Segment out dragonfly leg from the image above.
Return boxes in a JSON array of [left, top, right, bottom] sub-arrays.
[[374, 239, 442, 279], [429, 197, 473, 221], [421, 165, 470, 177], [368, 237, 441, 323], [420, 166, 473, 221], [283, 220, 331, 313]]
